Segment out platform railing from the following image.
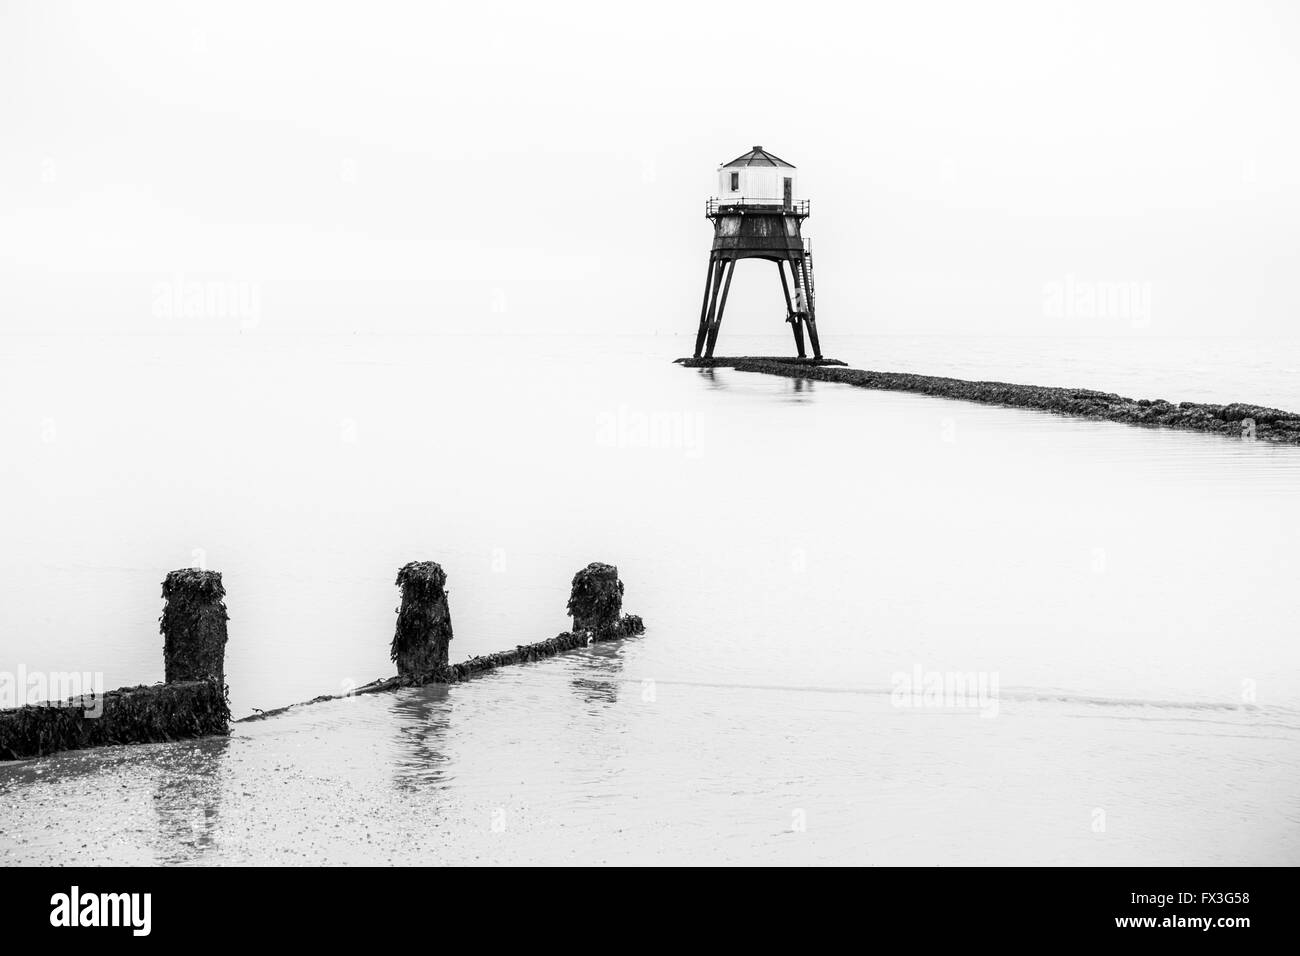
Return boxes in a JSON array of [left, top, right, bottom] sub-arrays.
[[706, 197, 810, 217]]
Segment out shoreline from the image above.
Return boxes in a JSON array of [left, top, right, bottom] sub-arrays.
[[677, 357, 1300, 445]]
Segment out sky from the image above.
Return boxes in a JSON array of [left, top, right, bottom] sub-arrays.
[[2, 0, 1298, 337]]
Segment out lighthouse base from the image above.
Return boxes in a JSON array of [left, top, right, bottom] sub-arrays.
[[675, 356, 846, 368], [693, 251, 821, 360]]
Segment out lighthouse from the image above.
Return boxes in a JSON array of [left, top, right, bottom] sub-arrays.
[[693, 146, 821, 360]]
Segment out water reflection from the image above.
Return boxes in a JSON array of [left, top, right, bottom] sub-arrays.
[[387, 684, 453, 791], [696, 368, 726, 389], [151, 735, 229, 864], [567, 642, 632, 709]]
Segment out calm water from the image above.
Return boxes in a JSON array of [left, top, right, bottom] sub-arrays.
[[2, 332, 1299, 865]]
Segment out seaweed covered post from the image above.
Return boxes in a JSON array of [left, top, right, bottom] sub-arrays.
[[241, 561, 651, 719], [161, 568, 229, 686], [567, 562, 644, 641], [391, 561, 453, 682], [568, 562, 623, 633]]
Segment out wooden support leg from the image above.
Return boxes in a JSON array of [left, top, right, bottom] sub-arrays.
[[694, 256, 718, 358], [777, 260, 805, 358], [697, 259, 725, 358], [704, 259, 735, 358], [798, 256, 822, 359]]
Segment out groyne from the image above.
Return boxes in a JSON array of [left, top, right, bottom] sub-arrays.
[[1, 562, 646, 755], [0, 682, 228, 761], [241, 561, 645, 722], [677, 357, 1300, 445], [0, 571, 231, 760]]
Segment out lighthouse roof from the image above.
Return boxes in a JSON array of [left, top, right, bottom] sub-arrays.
[[721, 145, 795, 169]]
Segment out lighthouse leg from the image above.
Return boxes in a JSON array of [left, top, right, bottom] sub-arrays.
[[698, 259, 726, 359], [705, 259, 735, 358], [777, 259, 794, 318], [693, 255, 717, 358], [798, 256, 822, 359], [789, 255, 806, 315], [777, 260, 805, 358]]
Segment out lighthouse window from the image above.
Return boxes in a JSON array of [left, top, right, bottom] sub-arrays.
[[729, 172, 739, 192]]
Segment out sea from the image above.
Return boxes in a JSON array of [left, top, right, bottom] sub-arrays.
[[2, 331, 1298, 864]]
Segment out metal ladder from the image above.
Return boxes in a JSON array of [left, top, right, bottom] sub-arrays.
[[802, 252, 817, 319]]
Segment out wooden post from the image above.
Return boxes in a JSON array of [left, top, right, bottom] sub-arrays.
[[567, 562, 624, 635], [161, 569, 229, 686], [391, 561, 453, 681]]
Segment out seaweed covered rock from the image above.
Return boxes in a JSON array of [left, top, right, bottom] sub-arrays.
[[0, 681, 229, 760], [161, 568, 229, 686], [391, 561, 453, 681]]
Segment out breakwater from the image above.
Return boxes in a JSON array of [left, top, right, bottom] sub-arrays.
[[677, 357, 1300, 445], [0, 681, 228, 761], [243, 561, 644, 721], [0, 571, 231, 760], [1, 562, 645, 755]]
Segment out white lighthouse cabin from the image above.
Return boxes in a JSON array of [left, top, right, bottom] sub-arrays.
[[713, 145, 801, 210]]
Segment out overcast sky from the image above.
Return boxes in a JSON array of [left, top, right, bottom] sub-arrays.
[[2, 0, 1298, 337]]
